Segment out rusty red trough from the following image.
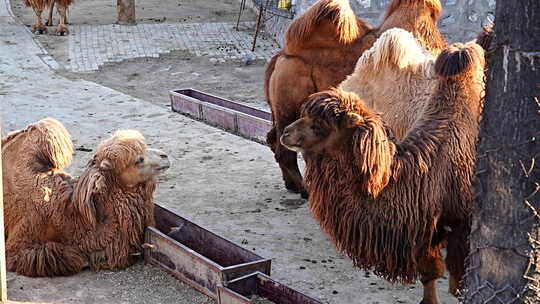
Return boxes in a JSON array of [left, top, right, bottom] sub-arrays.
[[145, 204, 272, 299], [217, 272, 323, 304], [170, 89, 272, 144]]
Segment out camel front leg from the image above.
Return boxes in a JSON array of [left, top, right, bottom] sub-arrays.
[[274, 134, 307, 198], [418, 246, 445, 304], [63, 7, 69, 24], [29, 1, 47, 34], [445, 222, 470, 297], [54, 2, 69, 36], [46, 0, 54, 26]]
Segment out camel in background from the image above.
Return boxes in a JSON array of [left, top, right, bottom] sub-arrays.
[[265, 0, 446, 197]]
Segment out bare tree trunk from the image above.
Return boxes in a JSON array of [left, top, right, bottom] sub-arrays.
[[464, 1, 540, 303], [117, 0, 136, 25]]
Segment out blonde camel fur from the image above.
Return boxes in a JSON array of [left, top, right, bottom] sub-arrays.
[[2, 119, 170, 277], [265, 0, 447, 197], [339, 28, 439, 139], [23, 0, 71, 35], [280, 42, 485, 304]]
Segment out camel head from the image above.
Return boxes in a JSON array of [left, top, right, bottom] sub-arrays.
[[1, 118, 73, 172], [282, 89, 393, 197], [91, 130, 170, 188], [281, 89, 371, 155], [72, 130, 170, 227]]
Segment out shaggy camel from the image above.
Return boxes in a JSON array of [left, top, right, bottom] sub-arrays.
[[2, 119, 170, 276], [280, 42, 485, 304], [23, 0, 70, 35], [265, 0, 447, 197]]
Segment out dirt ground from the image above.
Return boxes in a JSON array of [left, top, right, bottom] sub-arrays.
[[12, 0, 267, 109], [62, 51, 269, 110], [6, 1, 458, 304]]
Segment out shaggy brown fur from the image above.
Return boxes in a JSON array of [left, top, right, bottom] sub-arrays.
[[3, 120, 169, 277], [23, 0, 72, 35], [280, 42, 485, 304], [265, 0, 447, 197]]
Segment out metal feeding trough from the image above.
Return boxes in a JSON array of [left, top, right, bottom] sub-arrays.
[[144, 204, 272, 299], [170, 89, 272, 143], [217, 272, 323, 304]]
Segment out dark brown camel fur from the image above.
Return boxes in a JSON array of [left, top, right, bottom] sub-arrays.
[[265, 0, 447, 197], [2, 119, 170, 277], [280, 42, 485, 304]]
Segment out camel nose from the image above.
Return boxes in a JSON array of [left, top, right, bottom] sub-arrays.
[[281, 129, 291, 139]]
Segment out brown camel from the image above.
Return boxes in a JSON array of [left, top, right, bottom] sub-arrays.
[[265, 0, 447, 197], [280, 42, 485, 304], [2, 119, 170, 276], [23, 0, 70, 35]]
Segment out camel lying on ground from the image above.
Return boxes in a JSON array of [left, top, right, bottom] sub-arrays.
[[2, 118, 170, 276], [280, 41, 485, 304], [265, 0, 447, 197], [23, 0, 70, 35]]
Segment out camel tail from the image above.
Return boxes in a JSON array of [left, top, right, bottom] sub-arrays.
[[435, 42, 485, 77], [8, 242, 86, 277]]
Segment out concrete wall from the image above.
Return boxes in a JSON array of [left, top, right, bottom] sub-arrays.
[[261, 0, 495, 46]]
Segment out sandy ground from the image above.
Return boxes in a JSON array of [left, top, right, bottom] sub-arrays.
[[62, 51, 269, 109], [7, 263, 213, 304], [4, 1, 458, 304]]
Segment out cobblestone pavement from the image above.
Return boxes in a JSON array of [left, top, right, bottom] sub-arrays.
[[68, 22, 280, 72]]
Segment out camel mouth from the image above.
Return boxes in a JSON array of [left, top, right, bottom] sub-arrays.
[[157, 165, 170, 172], [281, 142, 305, 153]]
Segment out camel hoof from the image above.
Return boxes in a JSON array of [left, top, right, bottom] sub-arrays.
[[31, 24, 48, 35], [284, 181, 309, 199], [45, 20, 53, 26], [55, 25, 69, 36]]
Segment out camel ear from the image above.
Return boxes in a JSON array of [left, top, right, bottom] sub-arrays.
[[342, 112, 364, 128], [99, 159, 113, 171]]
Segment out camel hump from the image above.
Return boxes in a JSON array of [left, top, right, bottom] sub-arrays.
[[434, 42, 485, 77], [30, 118, 74, 170], [369, 28, 429, 70], [285, 0, 362, 49], [384, 0, 443, 20]]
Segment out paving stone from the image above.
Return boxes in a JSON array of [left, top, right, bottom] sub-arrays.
[[68, 21, 280, 72]]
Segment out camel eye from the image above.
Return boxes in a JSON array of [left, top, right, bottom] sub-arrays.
[[135, 157, 145, 165]]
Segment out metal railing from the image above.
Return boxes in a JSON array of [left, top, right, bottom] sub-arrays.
[[236, 0, 296, 51]]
